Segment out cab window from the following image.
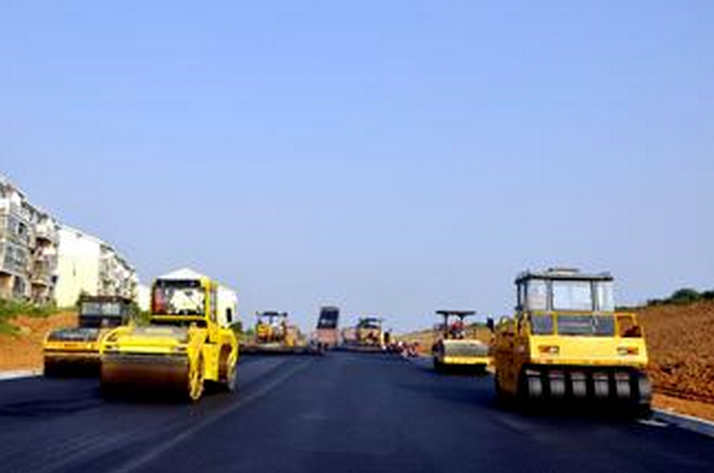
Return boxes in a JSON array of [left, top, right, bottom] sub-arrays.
[[530, 314, 554, 335], [526, 280, 548, 311], [552, 281, 593, 311]]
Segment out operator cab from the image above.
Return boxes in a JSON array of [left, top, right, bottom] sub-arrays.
[[436, 310, 476, 340], [78, 296, 134, 329], [151, 278, 215, 327], [515, 268, 640, 338], [358, 317, 382, 329]]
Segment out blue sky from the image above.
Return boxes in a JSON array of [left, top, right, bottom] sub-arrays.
[[2, 1, 713, 332]]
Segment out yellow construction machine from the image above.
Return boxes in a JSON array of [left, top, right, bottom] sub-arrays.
[[99, 275, 238, 402], [432, 310, 490, 373], [44, 296, 135, 376], [243, 311, 310, 354], [355, 317, 385, 352], [491, 268, 651, 413]]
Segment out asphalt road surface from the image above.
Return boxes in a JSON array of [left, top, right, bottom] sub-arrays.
[[1, 353, 712, 473]]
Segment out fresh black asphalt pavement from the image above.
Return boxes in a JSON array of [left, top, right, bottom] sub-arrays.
[[0, 352, 712, 473]]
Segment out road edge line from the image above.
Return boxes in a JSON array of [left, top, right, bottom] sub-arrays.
[[653, 409, 714, 439], [0, 369, 41, 381]]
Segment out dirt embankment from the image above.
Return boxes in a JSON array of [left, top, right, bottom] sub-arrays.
[[0, 312, 77, 371], [638, 301, 714, 403]]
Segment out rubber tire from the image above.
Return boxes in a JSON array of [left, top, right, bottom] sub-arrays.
[[527, 375, 544, 400], [593, 376, 610, 398], [636, 374, 652, 403], [570, 377, 587, 398], [615, 378, 632, 399], [549, 376, 566, 398]]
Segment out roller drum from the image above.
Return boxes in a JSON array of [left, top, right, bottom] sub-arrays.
[[101, 354, 193, 399]]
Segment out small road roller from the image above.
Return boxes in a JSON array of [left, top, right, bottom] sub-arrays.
[[491, 268, 651, 414], [99, 275, 238, 402], [44, 295, 135, 376], [432, 310, 490, 373]]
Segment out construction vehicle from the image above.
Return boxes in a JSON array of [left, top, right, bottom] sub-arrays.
[[432, 310, 490, 373], [99, 274, 239, 402], [315, 306, 340, 350], [491, 268, 651, 412], [355, 317, 385, 351], [43, 296, 135, 376], [242, 311, 309, 354]]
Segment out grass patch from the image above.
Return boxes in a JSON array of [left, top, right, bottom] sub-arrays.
[[0, 299, 55, 335]]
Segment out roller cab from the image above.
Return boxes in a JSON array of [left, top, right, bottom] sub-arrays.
[[43, 296, 134, 376], [100, 275, 238, 402], [492, 269, 651, 413]]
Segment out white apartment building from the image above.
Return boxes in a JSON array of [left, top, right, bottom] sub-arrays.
[[0, 174, 60, 303], [54, 226, 138, 307]]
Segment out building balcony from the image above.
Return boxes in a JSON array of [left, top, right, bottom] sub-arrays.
[[0, 200, 22, 218], [31, 258, 56, 286], [35, 220, 59, 244], [0, 241, 30, 276], [0, 214, 33, 247]]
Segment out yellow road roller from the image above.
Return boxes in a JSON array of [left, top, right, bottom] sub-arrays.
[[243, 311, 311, 354], [355, 317, 385, 352], [432, 310, 490, 373], [44, 296, 135, 376], [99, 275, 238, 402], [491, 268, 651, 413]]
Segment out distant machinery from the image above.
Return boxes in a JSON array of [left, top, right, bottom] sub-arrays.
[[432, 310, 490, 373]]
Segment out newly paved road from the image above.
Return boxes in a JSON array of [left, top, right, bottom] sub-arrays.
[[1, 353, 712, 473]]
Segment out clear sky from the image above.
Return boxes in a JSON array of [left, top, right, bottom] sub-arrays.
[[2, 1, 713, 332]]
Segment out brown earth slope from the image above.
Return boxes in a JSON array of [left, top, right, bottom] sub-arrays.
[[638, 301, 714, 403], [0, 312, 77, 371]]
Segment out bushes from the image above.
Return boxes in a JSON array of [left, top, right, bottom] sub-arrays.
[[0, 298, 55, 334], [647, 287, 714, 307]]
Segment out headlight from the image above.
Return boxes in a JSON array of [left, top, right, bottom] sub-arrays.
[[538, 345, 560, 355], [617, 347, 639, 356]]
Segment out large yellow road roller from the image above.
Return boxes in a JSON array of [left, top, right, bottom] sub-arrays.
[[432, 310, 490, 373], [44, 296, 135, 376], [491, 268, 651, 413], [99, 275, 238, 402]]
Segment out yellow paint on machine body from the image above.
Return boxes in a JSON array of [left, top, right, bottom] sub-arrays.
[[43, 296, 134, 375], [100, 275, 238, 402], [492, 269, 651, 412]]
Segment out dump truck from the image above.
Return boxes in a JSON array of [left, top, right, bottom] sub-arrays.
[[99, 274, 239, 402], [491, 268, 651, 413], [316, 306, 340, 350], [43, 296, 135, 376], [432, 310, 490, 373]]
